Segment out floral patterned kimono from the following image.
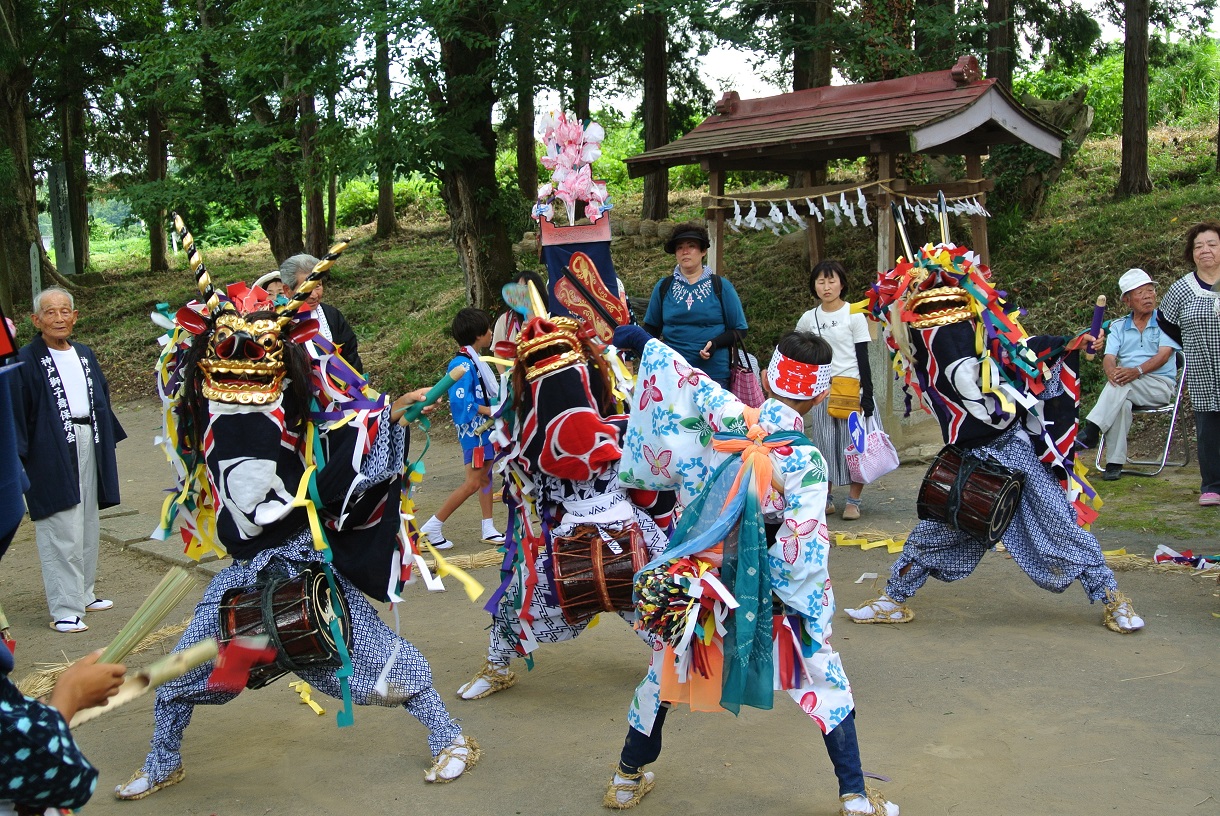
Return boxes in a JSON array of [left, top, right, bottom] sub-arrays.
[[621, 339, 854, 737]]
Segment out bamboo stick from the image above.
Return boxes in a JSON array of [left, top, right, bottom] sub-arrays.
[[98, 567, 198, 665], [70, 639, 219, 728]]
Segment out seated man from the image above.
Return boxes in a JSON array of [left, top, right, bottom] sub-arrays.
[[1076, 269, 1179, 481]]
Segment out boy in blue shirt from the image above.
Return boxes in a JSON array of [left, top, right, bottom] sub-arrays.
[[419, 308, 504, 548]]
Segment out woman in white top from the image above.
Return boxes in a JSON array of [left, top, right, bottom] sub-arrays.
[[795, 260, 875, 520]]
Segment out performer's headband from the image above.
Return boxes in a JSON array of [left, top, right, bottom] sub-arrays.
[[766, 348, 831, 400]]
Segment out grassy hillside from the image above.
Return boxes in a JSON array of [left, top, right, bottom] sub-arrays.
[[14, 127, 1217, 406]]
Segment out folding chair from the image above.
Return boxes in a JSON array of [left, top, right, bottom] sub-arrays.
[[1096, 350, 1190, 477]]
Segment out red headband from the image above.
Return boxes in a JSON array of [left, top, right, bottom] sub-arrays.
[[766, 348, 831, 399]]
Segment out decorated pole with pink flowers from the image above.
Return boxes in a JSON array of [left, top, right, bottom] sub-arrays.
[[533, 111, 625, 339], [534, 112, 611, 226]]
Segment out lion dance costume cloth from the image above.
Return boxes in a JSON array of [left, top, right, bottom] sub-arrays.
[[117, 237, 475, 800], [846, 239, 1142, 633], [458, 316, 671, 699]]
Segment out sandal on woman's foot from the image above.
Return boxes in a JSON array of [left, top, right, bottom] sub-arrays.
[[457, 662, 517, 700], [604, 767, 655, 809], [1103, 589, 1144, 633], [845, 595, 913, 624], [424, 735, 481, 783], [840, 785, 899, 816], [481, 532, 506, 545], [50, 617, 88, 633], [115, 766, 185, 800], [842, 503, 861, 521]]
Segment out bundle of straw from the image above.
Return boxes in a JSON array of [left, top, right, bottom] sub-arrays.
[[16, 618, 192, 699], [99, 567, 198, 664], [1104, 552, 1220, 577], [421, 547, 503, 571]]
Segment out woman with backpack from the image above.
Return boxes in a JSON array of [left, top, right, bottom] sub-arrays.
[[642, 222, 748, 389]]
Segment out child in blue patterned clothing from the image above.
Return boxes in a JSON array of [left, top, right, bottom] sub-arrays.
[[419, 308, 504, 549]]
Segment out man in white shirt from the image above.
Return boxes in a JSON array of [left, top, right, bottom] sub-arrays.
[[13, 288, 126, 633], [1076, 269, 1179, 481]]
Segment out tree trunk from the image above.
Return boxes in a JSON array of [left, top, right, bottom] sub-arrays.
[[147, 102, 168, 272], [374, 0, 398, 238], [513, 23, 537, 203], [811, 0, 832, 88], [0, 19, 58, 317], [60, 93, 90, 274], [860, 0, 913, 81], [433, 6, 514, 309], [257, 190, 306, 265], [571, 35, 591, 122], [300, 93, 327, 257], [792, 0, 831, 91], [986, 0, 1013, 88], [1117, 0, 1152, 196], [327, 89, 337, 241], [915, 0, 955, 69], [1014, 86, 1094, 214], [641, 11, 668, 221], [793, 2, 814, 92]]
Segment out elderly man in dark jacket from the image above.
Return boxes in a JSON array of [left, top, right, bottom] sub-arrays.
[[280, 254, 363, 373], [13, 288, 126, 633]]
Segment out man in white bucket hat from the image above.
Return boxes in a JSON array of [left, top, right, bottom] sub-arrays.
[[1076, 268, 1180, 480]]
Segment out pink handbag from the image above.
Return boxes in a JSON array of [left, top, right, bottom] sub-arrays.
[[729, 348, 764, 408], [845, 415, 900, 484]]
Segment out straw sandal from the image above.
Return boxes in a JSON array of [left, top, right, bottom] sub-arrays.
[[115, 766, 185, 800], [603, 767, 655, 809], [457, 662, 518, 700], [424, 735, 481, 783], [1102, 589, 1144, 633], [846, 595, 914, 625], [840, 785, 899, 816]]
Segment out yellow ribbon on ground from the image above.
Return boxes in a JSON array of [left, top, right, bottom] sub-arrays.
[[834, 533, 906, 554], [288, 680, 326, 715]]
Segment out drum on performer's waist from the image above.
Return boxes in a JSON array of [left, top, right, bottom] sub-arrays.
[[550, 523, 647, 625], [218, 563, 353, 689], [916, 444, 1025, 546]]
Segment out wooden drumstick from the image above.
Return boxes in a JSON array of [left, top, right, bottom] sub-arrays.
[[1086, 295, 1106, 360]]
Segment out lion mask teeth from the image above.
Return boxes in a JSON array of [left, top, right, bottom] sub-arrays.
[[200, 313, 287, 404]]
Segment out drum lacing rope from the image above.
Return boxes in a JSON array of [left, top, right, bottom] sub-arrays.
[[944, 451, 985, 536]]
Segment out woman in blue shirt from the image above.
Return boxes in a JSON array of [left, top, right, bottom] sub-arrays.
[[642, 223, 748, 389]]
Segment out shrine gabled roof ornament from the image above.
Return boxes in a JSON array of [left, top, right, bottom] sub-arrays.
[[626, 56, 1065, 177]]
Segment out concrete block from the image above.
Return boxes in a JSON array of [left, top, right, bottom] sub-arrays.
[[99, 504, 139, 520], [127, 538, 200, 568], [100, 514, 162, 546]]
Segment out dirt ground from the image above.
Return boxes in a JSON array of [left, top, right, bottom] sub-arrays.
[[2, 400, 1217, 815]]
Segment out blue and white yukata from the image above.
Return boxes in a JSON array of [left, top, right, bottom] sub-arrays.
[[611, 338, 871, 799]]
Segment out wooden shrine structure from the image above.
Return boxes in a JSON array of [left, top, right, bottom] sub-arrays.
[[626, 56, 1065, 274]]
